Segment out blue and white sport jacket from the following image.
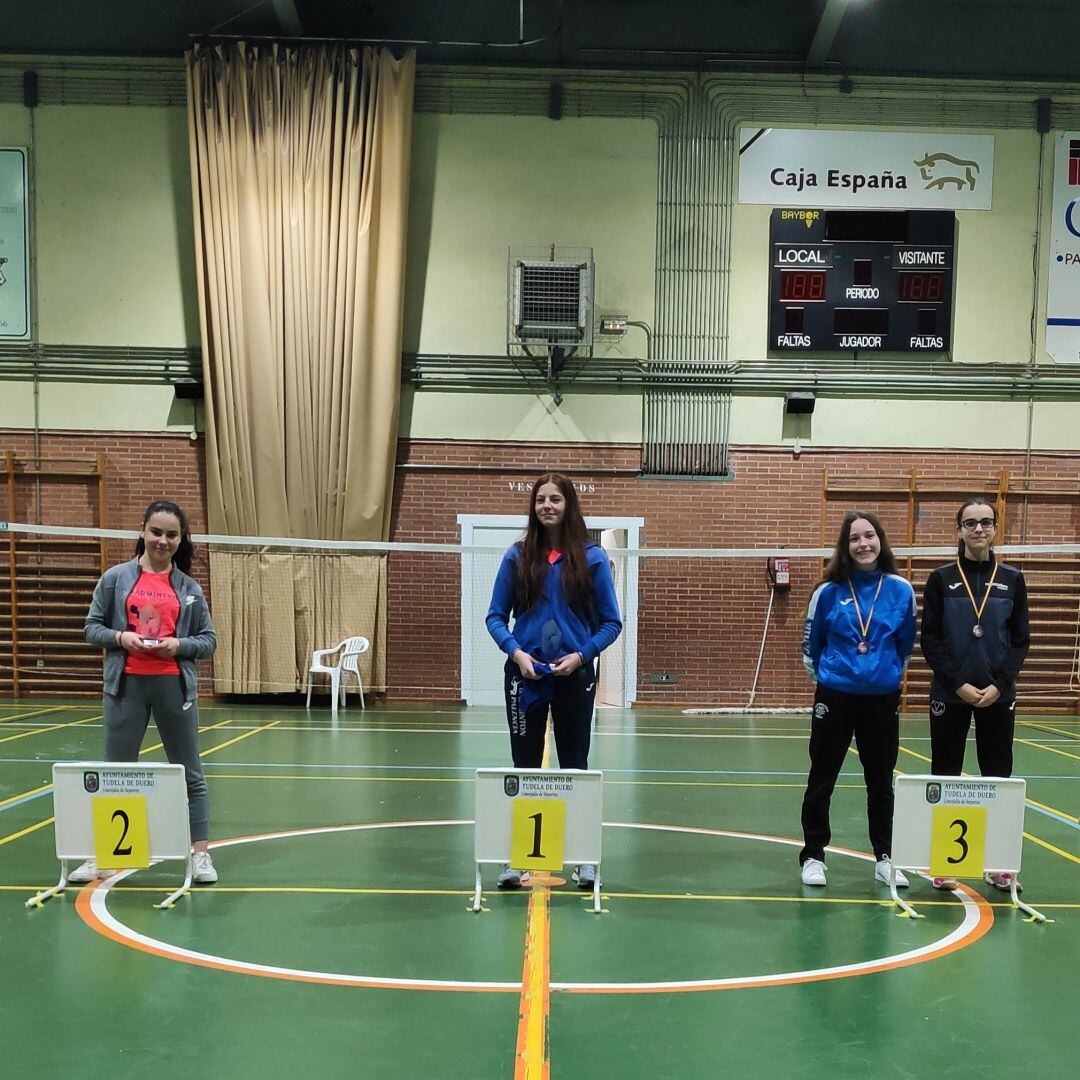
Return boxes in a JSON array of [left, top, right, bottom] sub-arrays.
[[802, 570, 916, 695]]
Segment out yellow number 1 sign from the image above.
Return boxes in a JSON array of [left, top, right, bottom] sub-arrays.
[[510, 798, 566, 871], [929, 805, 987, 879], [92, 795, 150, 870]]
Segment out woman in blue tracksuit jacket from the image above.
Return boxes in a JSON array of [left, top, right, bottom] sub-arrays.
[[486, 472, 622, 889], [798, 510, 917, 890]]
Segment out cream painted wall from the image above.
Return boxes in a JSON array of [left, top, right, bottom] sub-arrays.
[[404, 113, 658, 357], [0, 84, 1076, 453], [0, 381, 201, 432], [728, 395, 1080, 451], [400, 385, 642, 443], [0, 103, 198, 347]]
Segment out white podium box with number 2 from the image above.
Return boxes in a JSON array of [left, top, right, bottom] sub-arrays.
[[891, 775, 1045, 923], [26, 762, 193, 911], [473, 769, 603, 912]]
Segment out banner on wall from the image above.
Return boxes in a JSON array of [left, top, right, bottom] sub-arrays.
[[1045, 132, 1080, 364], [0, 148, 29, 339], [738, 128, 994, 210]]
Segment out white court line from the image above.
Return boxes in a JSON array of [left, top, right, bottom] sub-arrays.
[[82, 820, 989, 995]]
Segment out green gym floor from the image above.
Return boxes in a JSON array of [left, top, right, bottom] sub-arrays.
[[1, 700, 1077, 1079]]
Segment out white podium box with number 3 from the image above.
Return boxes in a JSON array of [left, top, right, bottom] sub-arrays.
[[891, 775, 1046, 923], [473, 769, 603, 912], [26, 762, 193, 911]]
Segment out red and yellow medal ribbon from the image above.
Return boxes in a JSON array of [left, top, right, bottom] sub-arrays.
[[955, 559, 999, 630]]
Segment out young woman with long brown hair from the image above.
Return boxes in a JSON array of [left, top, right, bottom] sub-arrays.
[[798, 510, 917, 890], [486, 472, 622, 889]]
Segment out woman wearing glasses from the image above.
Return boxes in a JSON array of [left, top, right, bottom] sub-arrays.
[[920, 497, 1030, 891], [798, 511, 917, 889]]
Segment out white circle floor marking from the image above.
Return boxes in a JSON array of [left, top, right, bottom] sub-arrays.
[[80, 819, 991, 994]]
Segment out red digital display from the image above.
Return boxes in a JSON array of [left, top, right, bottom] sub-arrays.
[[779, 270, 827, 302], [898, 271, 945, 303]]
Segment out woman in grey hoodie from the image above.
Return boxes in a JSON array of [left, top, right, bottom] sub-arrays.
[[72, 499, 218, 884]]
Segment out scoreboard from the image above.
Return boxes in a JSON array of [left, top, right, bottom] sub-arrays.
[[768, 209, 955, 353]]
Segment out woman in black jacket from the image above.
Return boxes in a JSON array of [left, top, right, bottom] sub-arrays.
[[920, 496, 1030, 891]]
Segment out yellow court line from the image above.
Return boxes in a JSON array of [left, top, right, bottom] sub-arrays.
[[203, 773, 863, 791], [4, 882, 1079, 908], [0, 719, 237, 814], [1015, 737, 1080, 765], [198, 719, 282, 756], [595, 891, 1065, 907], [0, 714, 101, 745], [0, 782, 52, 810], [0, 817, 54, 847], [1018, 721, 1080, 740], [513, 720, 555, 1080], [0, 705, 73, 725], [140, 717, 235, 756], [0, 719, 266, 851], [1023, 832, 1080, 865], [1026, 796, 1080, 824]]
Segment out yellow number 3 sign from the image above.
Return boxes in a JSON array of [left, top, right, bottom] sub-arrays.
[[92, 795, 150, 870], [929, 805, 987, 879], [510, 798, 566, 871]]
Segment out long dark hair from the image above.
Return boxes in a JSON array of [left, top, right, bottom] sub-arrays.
[[955, 496, 997, 557], [515, 472, 592, 610], [820, 510, 898, 585], [134, 499, 193, 575]]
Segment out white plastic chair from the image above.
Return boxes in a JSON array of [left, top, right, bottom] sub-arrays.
[[305, 636, 369, 716]]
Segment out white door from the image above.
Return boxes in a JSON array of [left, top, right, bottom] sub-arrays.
[[597, 529, 628, 707], [459, 514, 642, 708], [460, 517, 527, 707]]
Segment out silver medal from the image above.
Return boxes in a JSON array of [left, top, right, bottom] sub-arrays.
[[972, 625, 984, 638]]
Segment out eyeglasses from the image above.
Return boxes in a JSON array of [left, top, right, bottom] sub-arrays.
[[961, 518, 996, 531]]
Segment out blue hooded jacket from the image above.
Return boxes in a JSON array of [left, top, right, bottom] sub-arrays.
[[486, 542, 622, 668], [802, 570, 916, 695]]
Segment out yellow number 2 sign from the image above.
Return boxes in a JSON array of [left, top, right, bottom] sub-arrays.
[[929, 805, 987, 879], [92, 795, 150, 870], [510, 798, 566, 871]]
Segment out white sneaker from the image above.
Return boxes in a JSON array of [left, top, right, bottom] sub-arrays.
[[497, 865, 529, 889], [985, 871, 1022, 894], [800, 858, 827, 886], [67, 859, 99, 884], [192, 850, 218, 884], [874, 858, 909, 888], [574, 864, 601, 890]]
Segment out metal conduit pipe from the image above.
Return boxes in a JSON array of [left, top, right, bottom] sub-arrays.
[[403, 354, 1080, 399]]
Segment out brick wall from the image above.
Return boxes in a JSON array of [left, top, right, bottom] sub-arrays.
[[389, 440, 1080, 707], [4, 430, 1078, 706]]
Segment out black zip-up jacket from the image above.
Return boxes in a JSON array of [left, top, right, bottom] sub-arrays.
[[919, 554, 1030, 703]]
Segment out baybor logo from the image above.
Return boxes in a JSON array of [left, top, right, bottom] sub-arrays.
[[813, 701, 829, 720], [925, 782, 942, 804], [913, 152, 980, 191], [779, 209, 821, 230], [83, 771, 100, 793], [503, 774, 520, 797]]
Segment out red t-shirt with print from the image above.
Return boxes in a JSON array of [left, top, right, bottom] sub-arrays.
[[124, 569, 181, 676]]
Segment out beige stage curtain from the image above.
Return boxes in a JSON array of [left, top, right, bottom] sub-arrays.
[[186, 43, 414, 693]]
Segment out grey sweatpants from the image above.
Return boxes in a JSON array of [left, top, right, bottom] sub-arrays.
[[102, 675, 209, 843]]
